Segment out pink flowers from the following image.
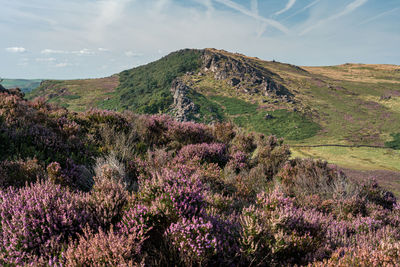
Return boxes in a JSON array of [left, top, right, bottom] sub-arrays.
[[0, 92, 399, 266]]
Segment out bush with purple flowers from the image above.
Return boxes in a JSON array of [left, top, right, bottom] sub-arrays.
[[0, 91, 399, 266]]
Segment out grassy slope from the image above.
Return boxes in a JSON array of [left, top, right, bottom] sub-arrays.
[[27, 76, 119, 112], [1, 79, 42, 93]]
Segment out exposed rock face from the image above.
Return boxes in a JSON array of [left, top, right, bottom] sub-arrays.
[[170, 79, 198, 122], [201, 50, 293, 99]]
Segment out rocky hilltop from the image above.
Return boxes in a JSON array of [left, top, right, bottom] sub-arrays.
[[201, 49, 292, 98]]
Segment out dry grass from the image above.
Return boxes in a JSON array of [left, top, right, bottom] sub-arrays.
[[304, 64, 400, 84]]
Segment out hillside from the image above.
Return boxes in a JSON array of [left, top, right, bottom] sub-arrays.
[[28, 49, 400, 191], [1, 78, 42, 93], [1, 87, 399, 266]]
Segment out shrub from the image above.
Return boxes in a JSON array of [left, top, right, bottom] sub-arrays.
[[177, 143, 228, 166], [277, 159, 357, 199], [165, 216, 218, 266], [64, 226, 147, 266], [360, 179, 396, 210], [0, 158, 44, 188], [0, 180, 91, 265], [86, 162, 129, 230], [254, 135, 291, 179]]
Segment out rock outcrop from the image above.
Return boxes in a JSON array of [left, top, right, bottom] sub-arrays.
[[201, 49, 293, 99], [170, 79, 198, 122]]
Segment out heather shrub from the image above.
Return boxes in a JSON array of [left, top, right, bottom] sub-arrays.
[[64, 226, 147, 266], [360, 179, 396, 209], [86, 162, 129, 230], [212, 122, 236, 144], [312, 241, 400, 266], [165, 216, 218, 265], [225, 150, 249, 173], [84, 108, 129, 130], [277, 158, 357, 200], [177, 143, 228, 166], [0, 158, 44, 188], [253, 135, 291, 179], [239, 191, 326, 265], [138, 166, 206, 223], [0, 180, 90, 265], [47, 160, 94, 191], [231, 131, 257, 153], [137, 114, 214, 148], [97, 125, 139, 161]]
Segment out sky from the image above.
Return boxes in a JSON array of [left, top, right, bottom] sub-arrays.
[[1, 0, 399, 79]]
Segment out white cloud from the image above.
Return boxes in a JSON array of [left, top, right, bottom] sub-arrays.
[[125, 51, 143, 57], [98, 48, 110, 52], [275, 0, 297, 16], [72, 48, 95, 55], [6, 47, 27, 53], [36, 57, 56, 62], [41, 49, 68, 54], [300, 0, 368, 35]]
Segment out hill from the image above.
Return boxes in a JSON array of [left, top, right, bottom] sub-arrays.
[[1, 78, 42, 93], [1, 87, 399, 266], [28, 49, 400, 192]]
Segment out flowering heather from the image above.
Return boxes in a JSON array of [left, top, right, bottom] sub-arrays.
[[177, 142, 228, 166], [165, 216, 218, 265], [64, 226, 147, 266], [0, 180, 90, 265], [0, 93, 399, 266], [139, 166, 206, 220]]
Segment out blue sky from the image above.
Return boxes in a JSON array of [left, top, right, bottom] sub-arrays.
[[1, 0, 399, 79]]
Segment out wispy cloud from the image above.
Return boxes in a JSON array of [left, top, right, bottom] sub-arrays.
[[6, 47, 27, 53], [214, 0, 289, 34], [55, 62, 71, 68], [35, 57, 56, 62], [125, 51, 143, 57], [300, 0, 368, 35], [41, 49, 68, 54], [275, 0, 296, 16], [41, 48, 95, 55], [72, 48, 95, 55], [283, 0, 321, 21], [359, 7, 399, 25]]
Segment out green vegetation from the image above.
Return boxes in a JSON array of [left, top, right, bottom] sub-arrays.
[[234, 109, 320, 140], [209, 95, 320, 140], [385, 133, 400, 150], [1, 79, 42, 93], [188, 91, 225, 123], [105, 49, 202, 113], [209, 95, 258, 115]]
